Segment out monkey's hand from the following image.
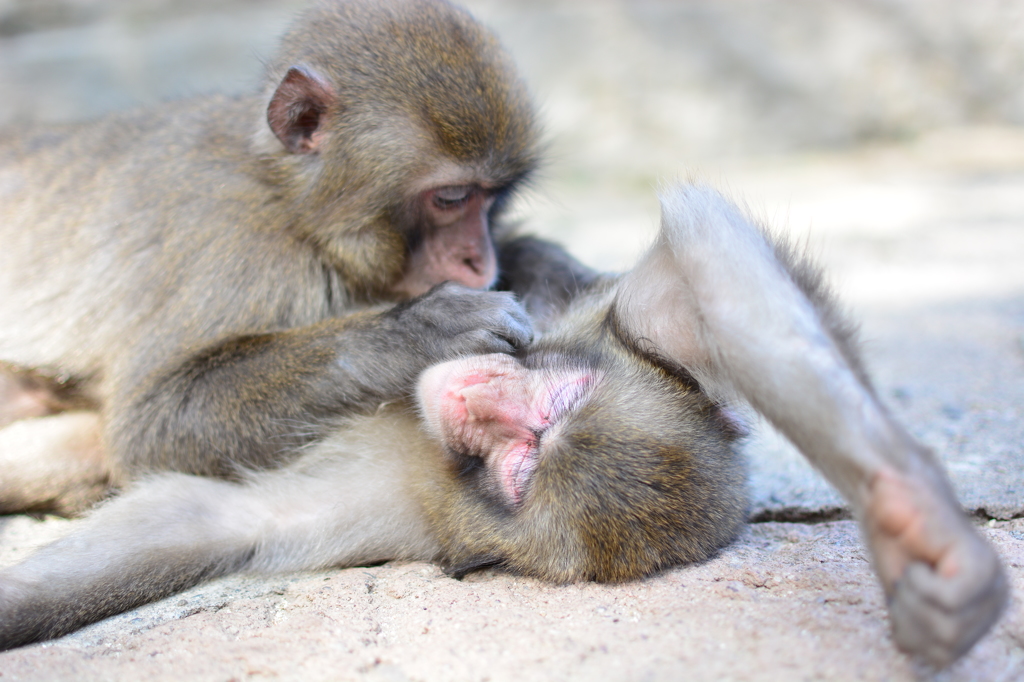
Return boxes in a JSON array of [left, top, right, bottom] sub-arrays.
[[384, 281, 534, 362], [865, 466, 1008, 668]]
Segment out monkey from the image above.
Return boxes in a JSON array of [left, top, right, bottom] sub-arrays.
[[0, 185, 1006, 668], [0, 0, 604, 514]]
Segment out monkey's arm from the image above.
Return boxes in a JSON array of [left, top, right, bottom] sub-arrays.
[[0, 412, 437, 651], [496, 235, 601, 330], [616, 184, 1007, 668], [108, 283, 532, 478]]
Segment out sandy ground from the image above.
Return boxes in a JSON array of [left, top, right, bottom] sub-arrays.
[[0, 519, 1021, 682]]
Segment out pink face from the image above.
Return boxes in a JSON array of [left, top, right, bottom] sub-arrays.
[[391, 185, 499, 298], [417, 354, 597, 506]]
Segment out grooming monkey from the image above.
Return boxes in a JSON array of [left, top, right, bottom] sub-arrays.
[[0, 0, 587, 506], [0, 186, 1007, 668]]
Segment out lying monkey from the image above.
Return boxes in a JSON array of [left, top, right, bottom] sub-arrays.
[[0, 186, 1006, 668]]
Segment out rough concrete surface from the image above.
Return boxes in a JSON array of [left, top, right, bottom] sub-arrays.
[[1, 517, 1022, 681], [2, 1, 1024, 680]]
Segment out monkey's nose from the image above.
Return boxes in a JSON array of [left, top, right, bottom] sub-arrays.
[[454, 244, 496, 289]]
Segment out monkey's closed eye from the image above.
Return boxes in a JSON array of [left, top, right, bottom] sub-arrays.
[[542, 376, 594, 423], [433, 185, 474, 209]]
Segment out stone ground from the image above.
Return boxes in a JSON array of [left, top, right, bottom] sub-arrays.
[[2, 1, 1024, 680]]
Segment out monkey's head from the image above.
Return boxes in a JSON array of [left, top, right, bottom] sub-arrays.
[[415, 314, 748, 583], [257, 0, 540, 299]]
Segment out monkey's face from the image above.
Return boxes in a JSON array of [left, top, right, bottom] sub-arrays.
[[390, 184, 502, 298], [262, 0, 540, 300], [417, 353, 597, 506], [414, 340, 748, 583]]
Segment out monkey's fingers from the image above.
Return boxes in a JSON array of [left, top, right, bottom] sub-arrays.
[[447, 327, 527, 358], [888, 549, 1008, 668], [442, 289, 534, 356], [395, 282, 534, 358]]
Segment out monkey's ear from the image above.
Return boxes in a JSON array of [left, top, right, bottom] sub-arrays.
[[267, 66, 336, 155]]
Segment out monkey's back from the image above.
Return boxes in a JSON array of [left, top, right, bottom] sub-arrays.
[[0, 99, 350, 396]]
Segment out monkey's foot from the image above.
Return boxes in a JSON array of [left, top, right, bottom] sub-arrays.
[[0, 412, 110, 516], [865, 468, 1008, 668]]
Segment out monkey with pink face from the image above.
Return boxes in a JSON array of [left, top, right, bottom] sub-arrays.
[[0, 0, 1006, 669]]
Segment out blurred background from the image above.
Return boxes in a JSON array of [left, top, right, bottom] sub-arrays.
[[2, 0, 1023, 278], [2, 0, 1023, 515]]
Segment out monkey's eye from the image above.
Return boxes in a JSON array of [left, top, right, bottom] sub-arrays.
[[433, 185, 474, 210], [542, 376, 594, 423]]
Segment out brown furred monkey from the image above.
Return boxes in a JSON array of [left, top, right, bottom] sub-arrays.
[[0, 0, 585, 506], [0, 186, 1006, 668]]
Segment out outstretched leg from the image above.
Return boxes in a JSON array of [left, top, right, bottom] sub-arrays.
[[0, 412, 438, 650], [616, 184, 1007, 668], [0, 473, 258, 649]]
